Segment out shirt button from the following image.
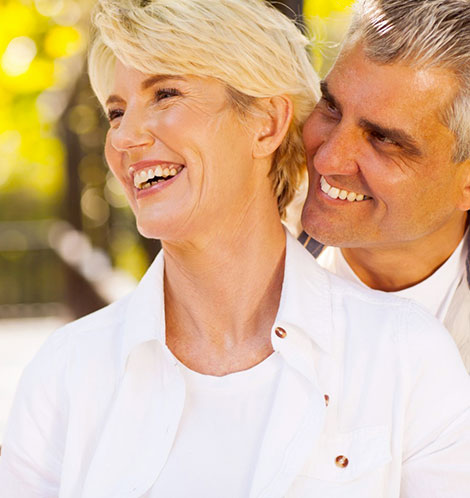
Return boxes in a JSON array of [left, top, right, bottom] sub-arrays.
[[335, 455, 349, 468], [324, 394, 330, 407], [275, 327, 287, 339]]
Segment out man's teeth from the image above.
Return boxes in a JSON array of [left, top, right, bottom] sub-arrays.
[[320, 176, 369, 202], [133, 165, 181, 189]]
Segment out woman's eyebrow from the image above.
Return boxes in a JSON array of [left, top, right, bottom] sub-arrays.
[[141, 75, 187, 91], [105, 76, 187, 107]]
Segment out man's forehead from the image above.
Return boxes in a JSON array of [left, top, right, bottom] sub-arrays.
[[326, 45, 459, 124]]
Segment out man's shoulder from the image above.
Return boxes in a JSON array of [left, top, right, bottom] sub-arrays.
[[326, 267, 418, 330], [324, 262, 450, 342]]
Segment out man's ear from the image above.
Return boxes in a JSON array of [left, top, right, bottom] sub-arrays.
[[252, 95, 293, 159], [457, 158, 470, 211]]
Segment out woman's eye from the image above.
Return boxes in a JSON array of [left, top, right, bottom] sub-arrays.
[[155, 88, 181, 102], [107, 109, 124, 122]]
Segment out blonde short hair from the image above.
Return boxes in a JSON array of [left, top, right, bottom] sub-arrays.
[[88, 0, 319, 217]]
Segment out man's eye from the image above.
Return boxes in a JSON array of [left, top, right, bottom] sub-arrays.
[[370, 131, 398, 146], [155, 88, 181, 102], [107, 109, 124, 122], [319, 97, 337, 114], [326, 101, 337, 113]]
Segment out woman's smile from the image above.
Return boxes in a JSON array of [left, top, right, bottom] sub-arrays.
[[129, 161, 186, 198]]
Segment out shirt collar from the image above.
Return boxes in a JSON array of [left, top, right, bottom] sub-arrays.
[[119, 230, 333, 373], [275, 231, 333, 354], [120, 250, 166, 372]]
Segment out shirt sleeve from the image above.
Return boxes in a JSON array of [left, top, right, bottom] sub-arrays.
[[0, 329, 69, 497], [400, 304, 470, 498]]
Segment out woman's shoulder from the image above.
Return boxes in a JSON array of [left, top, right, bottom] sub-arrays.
[[60, 294, 131, 340], [23, 295, 133, 380]]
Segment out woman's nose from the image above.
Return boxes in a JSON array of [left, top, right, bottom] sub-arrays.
[[313, 123, 360, 177], [109, 109, 154, 152]]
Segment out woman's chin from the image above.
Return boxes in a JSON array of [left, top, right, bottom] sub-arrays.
[[136, 214, 195, 243], [135, 216, 173, 241]]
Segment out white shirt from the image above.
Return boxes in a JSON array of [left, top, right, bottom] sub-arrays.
[[1, 232, 470, 498], [317, 234, 468, 322], [149, 353, 283, 497]]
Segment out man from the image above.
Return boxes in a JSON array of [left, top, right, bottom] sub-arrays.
[[300, 0, 470, 370]]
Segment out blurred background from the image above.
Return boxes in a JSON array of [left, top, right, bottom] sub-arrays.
[[0, 0, 353, 439]]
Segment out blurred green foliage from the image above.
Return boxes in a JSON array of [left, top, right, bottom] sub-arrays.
[[0, 0, 152, 283], [0, 0, 85, 201]]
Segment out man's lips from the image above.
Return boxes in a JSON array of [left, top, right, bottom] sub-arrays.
[[319, 176, 371, 202]]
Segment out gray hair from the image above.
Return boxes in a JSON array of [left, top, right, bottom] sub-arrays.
[[346, 0, 470, 162]]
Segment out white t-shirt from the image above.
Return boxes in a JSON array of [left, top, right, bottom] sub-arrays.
[[317, 234, 468, 322], [148, 352, 284, 498]]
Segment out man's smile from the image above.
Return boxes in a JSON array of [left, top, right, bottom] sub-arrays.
[[320, 176, 372, 202]]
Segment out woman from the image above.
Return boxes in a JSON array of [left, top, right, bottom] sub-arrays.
[[0, 1, 469, 497]]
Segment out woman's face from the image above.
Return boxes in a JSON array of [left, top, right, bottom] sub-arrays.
[[104, 61, 273, 242]]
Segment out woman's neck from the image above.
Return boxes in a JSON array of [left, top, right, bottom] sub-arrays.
[[163, 212, 286, 376]]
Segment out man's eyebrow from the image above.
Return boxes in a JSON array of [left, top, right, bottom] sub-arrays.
[[320, 80, 342, 113], [141, 74, 186, 91], [321, 79, 421, 156], [105, 75, 187, 107], [359, 118, 422, 156]]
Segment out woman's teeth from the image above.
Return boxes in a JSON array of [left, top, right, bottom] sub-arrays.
[[133, 165, 183, 190], [320, 176, 370, 202]]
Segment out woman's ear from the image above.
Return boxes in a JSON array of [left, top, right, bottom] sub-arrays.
[[252, 95, 293, 159]]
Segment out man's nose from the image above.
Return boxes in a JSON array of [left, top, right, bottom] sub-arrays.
[[110, 108, 154, 152], [313, 123, 360, 177]]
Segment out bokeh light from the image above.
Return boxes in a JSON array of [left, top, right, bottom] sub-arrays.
[[1, 36, 37, 77]]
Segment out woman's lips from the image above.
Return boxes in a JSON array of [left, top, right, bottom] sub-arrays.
[[132, 164, 185, 190], [132, 165, 185, 199]]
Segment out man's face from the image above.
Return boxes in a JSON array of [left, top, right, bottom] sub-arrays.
[[302, 43, 470, 249]]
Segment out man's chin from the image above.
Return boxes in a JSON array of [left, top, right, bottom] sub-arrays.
[[301, 215, 353, 248], [301, 208, 332, 244]]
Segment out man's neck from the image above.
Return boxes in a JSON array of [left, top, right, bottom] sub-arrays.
[[341, 218, 468, 292]]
